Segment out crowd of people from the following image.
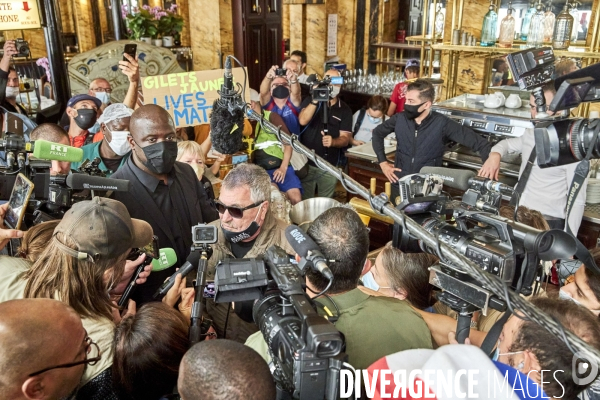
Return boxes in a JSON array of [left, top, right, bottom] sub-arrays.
[[0, 38, 597, 400]]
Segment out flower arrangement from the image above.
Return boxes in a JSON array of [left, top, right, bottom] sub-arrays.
[[122, 4, 183, 40], [36, 57, 51, 82]]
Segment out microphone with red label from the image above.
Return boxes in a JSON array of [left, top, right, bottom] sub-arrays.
[[284, 225, 334, 281]]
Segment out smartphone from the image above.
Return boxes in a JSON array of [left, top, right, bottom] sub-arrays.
[[203, 281, 215, 299], [118, 235, 159, 308], [123, 44, 137, 62], [5, 173, 33, 230]]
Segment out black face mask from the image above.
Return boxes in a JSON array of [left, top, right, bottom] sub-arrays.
[[138, 140, 178, 174], [73, 109, 97, 130], [404, 102, 427, 120], [272, 85, 290, 100], [221, 204, 264, 243]]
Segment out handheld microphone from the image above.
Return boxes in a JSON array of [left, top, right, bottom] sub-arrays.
[[151, 248, 177, 272], [420, 166, 475, 191], [153, 251, 202, 299], [66, 174, 131, 192], [284, 225, 334, 281], [32, 140, 84, 162]]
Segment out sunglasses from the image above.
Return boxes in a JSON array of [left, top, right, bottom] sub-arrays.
[[215, 200, 264, 219]]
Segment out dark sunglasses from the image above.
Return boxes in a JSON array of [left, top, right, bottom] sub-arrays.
[[215, 200, 263, 219]]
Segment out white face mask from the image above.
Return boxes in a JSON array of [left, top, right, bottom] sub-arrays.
[[361, 271, 391, 292], [5, 86, 20, 99], [106, 128, 131, 156], [330, 86, 340, 98], [95, 91, 111, 105]]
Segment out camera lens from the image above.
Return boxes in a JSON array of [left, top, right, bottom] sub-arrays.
[[536, 119, 600, 167]]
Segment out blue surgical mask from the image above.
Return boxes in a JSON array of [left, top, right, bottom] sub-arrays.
[[491, 339, 524, 366], [95, 91, 111, 105], [361, 271, 391, 292], [367, 114, 382, 124]]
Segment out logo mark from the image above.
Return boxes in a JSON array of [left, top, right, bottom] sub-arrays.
[[572, 351, 598, 386]]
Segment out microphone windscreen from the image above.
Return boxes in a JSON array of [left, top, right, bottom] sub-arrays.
[[285, 225, 318, 258], [210, 99, 245, 155], [33, 139, 83, 162], [419, 166, 475, 191], [306, 74, 318, 84], [66, 174, 131, 192], [151, 248, 178, 271]]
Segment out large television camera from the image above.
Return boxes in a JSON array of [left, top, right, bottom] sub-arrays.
[[394, 167, 577, 320], [214, 244, 344, 400], [306, 74, 344, 103]]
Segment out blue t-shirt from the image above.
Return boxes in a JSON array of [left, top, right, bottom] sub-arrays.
[[263, 98, 301, 135]]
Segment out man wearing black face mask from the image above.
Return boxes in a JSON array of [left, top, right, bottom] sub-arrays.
[[65, 94, 102, 148], [372, 79, 492, 185], [112, 104, 219, 304], [259, 64, 302, 135]]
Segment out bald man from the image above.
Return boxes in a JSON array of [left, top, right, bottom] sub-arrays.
[[298, 68, 352, 199], [178, 340, 275, 400], [112, 105, 218, 304], [0, 299, 90, 400], [30, 123, 71, 175]]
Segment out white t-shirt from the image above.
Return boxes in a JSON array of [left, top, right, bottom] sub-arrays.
[[351, 110, 389, 143]]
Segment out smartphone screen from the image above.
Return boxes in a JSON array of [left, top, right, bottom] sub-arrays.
[[203, 281, 215, 298], [5, 173, 34, 230]]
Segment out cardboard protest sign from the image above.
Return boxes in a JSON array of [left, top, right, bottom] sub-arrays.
[[141, 67, 250, 128]]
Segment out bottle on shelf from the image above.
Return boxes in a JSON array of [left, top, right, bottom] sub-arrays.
[[527, 0, 546, 47], [552, 0, 574, 49], [480, 0, 498, 47], [520, 0, 537, 41], [569, 0, 580, 43], [498, 1, 516, 48], [543, 1, 556, 42]]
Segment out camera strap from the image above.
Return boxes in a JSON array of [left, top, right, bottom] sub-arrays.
[[509, 145, 537, 207], [479, 310, 512, 357]]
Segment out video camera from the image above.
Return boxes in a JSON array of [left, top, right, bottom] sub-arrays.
[[306, 74, 344, 103], [394, 167, 577, 316], [214, 245, 344, 400]]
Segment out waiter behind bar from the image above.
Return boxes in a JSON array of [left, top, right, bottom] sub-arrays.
[[372, 79, 492, 184]]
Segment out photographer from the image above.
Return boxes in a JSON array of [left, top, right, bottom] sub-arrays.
[[298, 69, 352, 199], [259, 64, 302, 135], [205, 163, 294, 342], [373, 79, 492, 184], [478, 83, 587, 234], [0, 40, 28, 116], [246, 207, 432, 370]]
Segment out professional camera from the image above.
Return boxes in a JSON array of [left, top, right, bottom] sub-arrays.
[[275, 68, 287, 76], [14, 38, 30, 58], [394, 168, 577, 315], [214, 245, 344, 400], [306, 74, 343, 103]]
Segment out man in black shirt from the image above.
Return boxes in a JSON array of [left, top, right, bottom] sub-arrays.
[[373, 79, 492, 183], [298, 69, 352, 199], [112, 104, 218, 304]]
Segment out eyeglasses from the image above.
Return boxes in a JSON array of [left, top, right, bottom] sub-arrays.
[[90, 87, 113, 93], [215, 200, 263, 219], [28, 337, 101, 377]]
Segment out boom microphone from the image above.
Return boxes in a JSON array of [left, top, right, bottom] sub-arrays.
[[420, 166, 475, 191], [32, 140, 84, 162], [210, 56, 244, 155], [151, 248, 177, 272], [66, 174, 131, 192], [153, 251, 202, 298], [285, 225, 334, 281]]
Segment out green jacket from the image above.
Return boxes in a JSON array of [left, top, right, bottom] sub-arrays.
[[205, 210, 295, 343], [71, 141, 128, 176], [254, 110, 284, 159], [245, 288, 433, 370]]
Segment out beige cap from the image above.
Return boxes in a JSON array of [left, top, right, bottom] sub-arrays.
[[53, 197, 153, 262]]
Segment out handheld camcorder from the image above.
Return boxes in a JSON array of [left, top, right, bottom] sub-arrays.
[[214, 245, 344, 400], [306, 74, 344, 103]]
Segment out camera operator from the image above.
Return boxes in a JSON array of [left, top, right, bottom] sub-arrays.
[[0, 40, 29, 116], [0, 299, 91, 400], [478, 83, 587, 234], [30, 123, 71, 175], [112, 105, 218, 304], [259, 64, 302, 135], [71, 103, 133, 176], [373, 79, 492, 185], [178, 340, 276, 400], [205, 163, 294, 342], [245, 207, 432, 370], [298, 69, 353, 199]]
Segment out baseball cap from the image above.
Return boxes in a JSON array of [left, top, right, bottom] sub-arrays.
[[67, 94, 102, 109], [53, 197, 153, 262], [97, 103, 134, 125]]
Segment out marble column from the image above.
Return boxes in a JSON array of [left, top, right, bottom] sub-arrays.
[[282, 4, 290, 43], [59, 0, 75, 34], [177, 0, 191, 46], [189, 0, 222, 70], [220, 0, 234, 62], [289, 4, 304, 53], [337, 0, 356, 68], [73, 0, 96, 52]]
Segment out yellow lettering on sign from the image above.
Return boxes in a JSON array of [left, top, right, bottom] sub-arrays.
[[142, 76, 158, 90], [188, 72, 197, 83], [189, 82, 199, 93], [159, 75, 169, 88], [168, 74, 177, 87], [176, 72, 188, 85], [208, 80, 219, 91]]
